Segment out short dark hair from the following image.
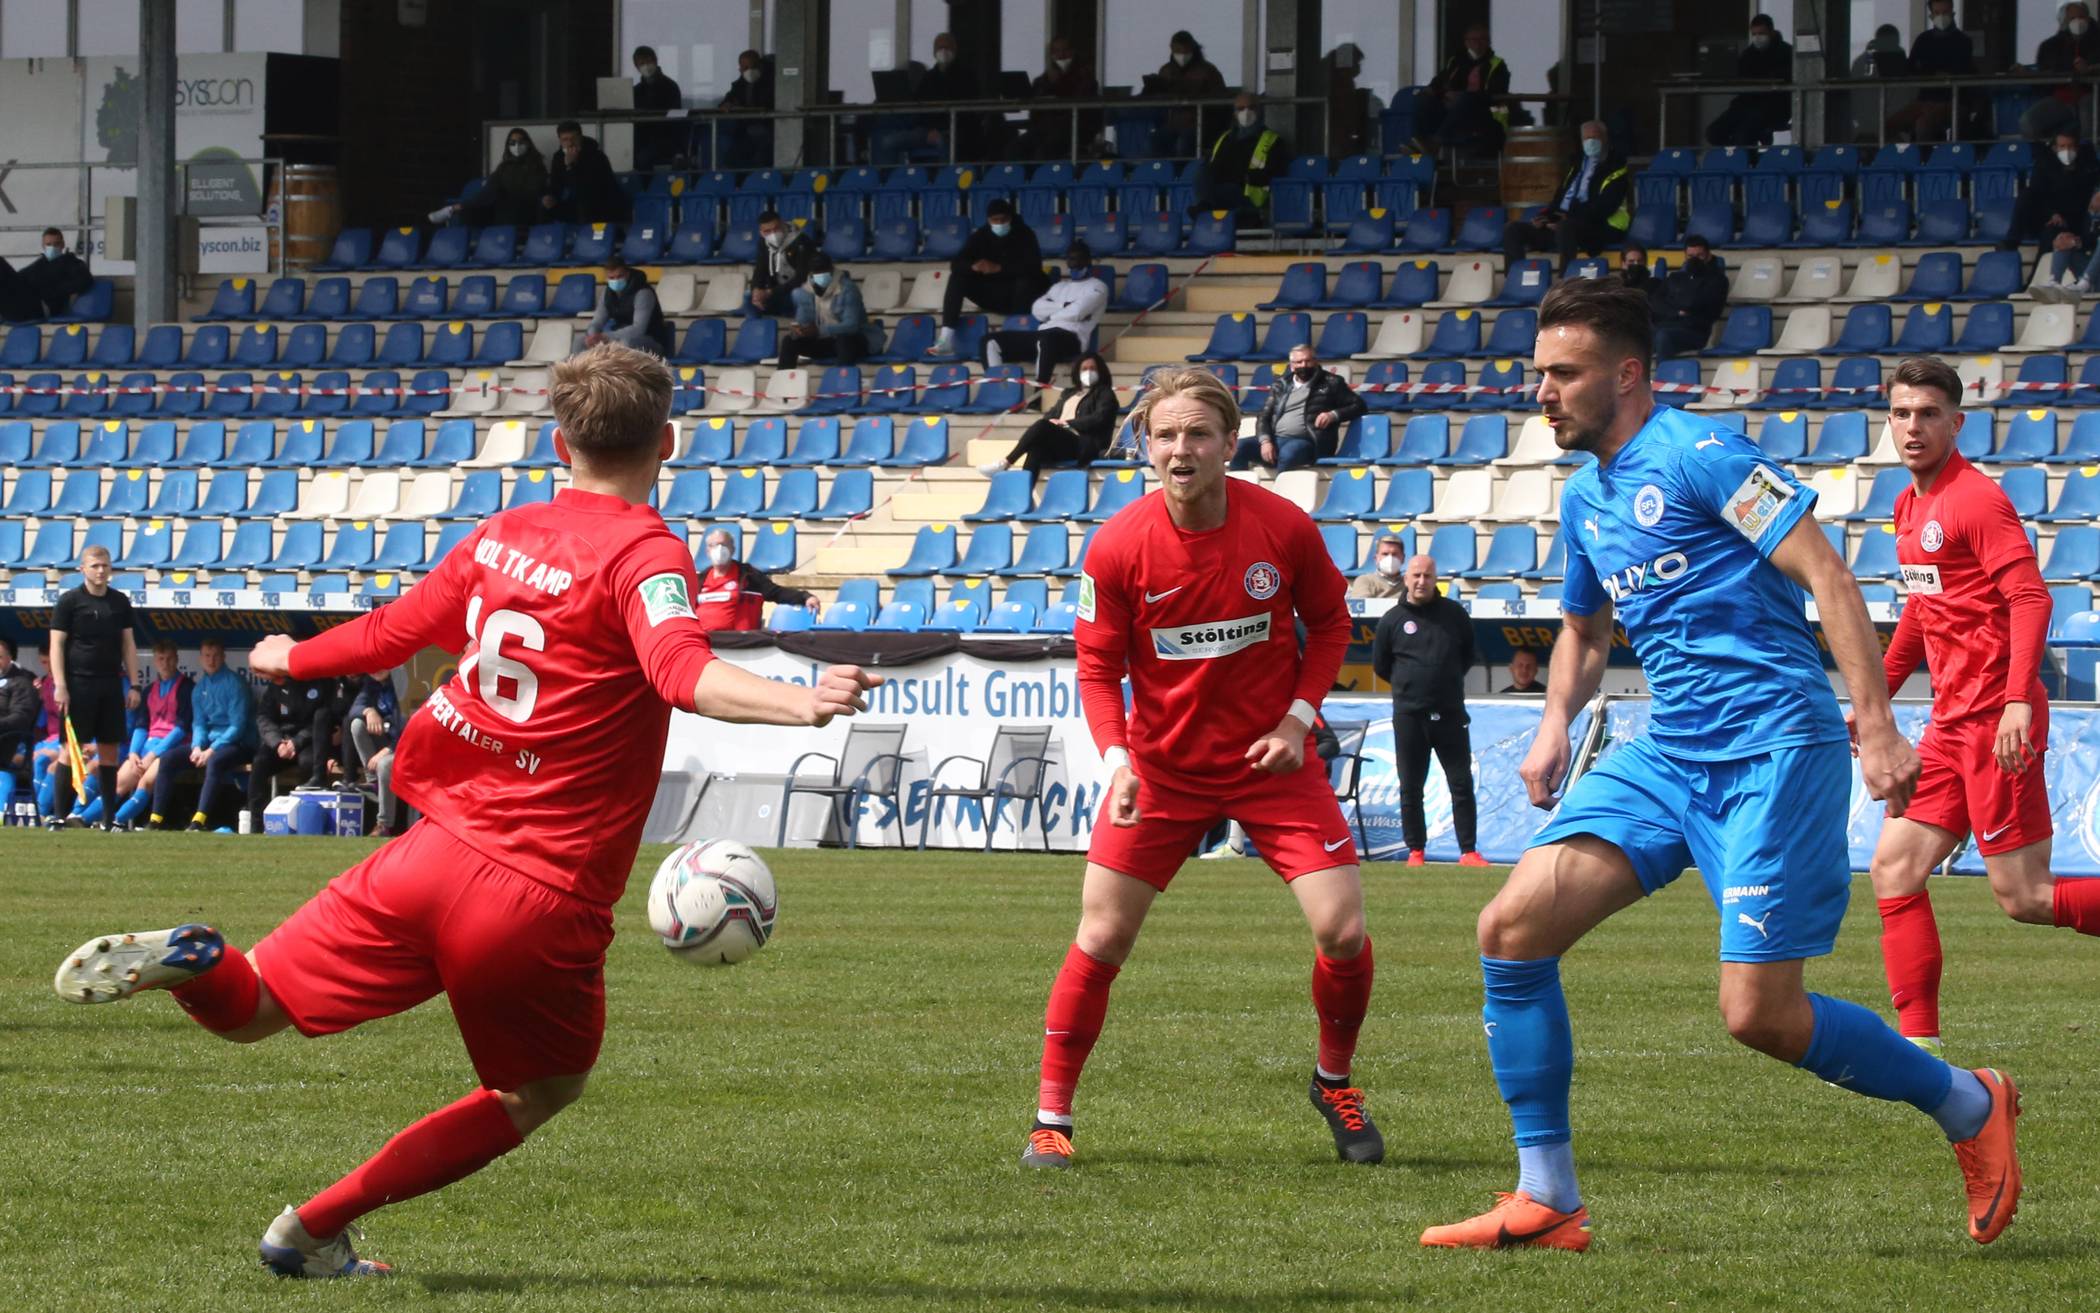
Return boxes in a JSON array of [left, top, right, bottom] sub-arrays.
[[1538, 277, 1653, 376], [739, 49, 761, 63], [0, 635, 14, 659], [1750, 13, 1776, 29], [41, 227, 61, 241], [1066, 239, 1093, 265], [807, 252, 835, 273], [986, 198, 1015, 219], [756, 209, 784, 227], [556, 119, 583, 136], [1890, 355, 1964, 408], [632, 44, 657, 63], [1684, 233, 1712, 250]]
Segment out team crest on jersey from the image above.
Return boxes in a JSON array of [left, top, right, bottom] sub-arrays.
[[1721, 464, 1795, 542], [1243, 561, 1280, 600], [1633, 483, 1666, 527], [638, 573, 695, 626], [1921, 520, 1945, 553]]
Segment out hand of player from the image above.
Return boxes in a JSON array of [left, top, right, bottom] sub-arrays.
[[1518, 727, 1571, 810], [125, 687, 141, 710], [1245, 718, 1307, 775], [807, 664, 883, 727], [1995, 701, 2036, 775], [250, 634, 296, 681], [1107, 765, 1142, 826], [52, 682, 68, 714], [1313, 411, 1336, 429], [1857, 720, 1922, 818], [1843, 709, 1859, 756]]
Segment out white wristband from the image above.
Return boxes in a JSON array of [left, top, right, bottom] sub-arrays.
[[1287, 699, 1319, 728], [1102, 746, 1131, 773]]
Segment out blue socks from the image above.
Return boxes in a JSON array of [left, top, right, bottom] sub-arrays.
[[115, 789, 149, 826], [1794, 992, 1984, 1139], [1482, 956, 1580, 1210]]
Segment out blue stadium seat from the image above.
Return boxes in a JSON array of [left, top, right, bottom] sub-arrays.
[[1821, 304, 1891, 356], [1487, 259, 1552, 307], [1418, 308, 1482, 358], [1893, 303, 1952, 353], [264, 418, 325, 468], [1425, 523, 1477, 576], [946, 524, 1014, 576], [888, 525, 957, 577], [1794, 199, 1853, 245], [882, 417, 949, 467], [1686, 201, 1736, 243], [1974, 195, 2015, 246], [541, 273, 598, 318], [1243, 312, 1311, 363], [311, 228, 372, 271], [1800, 410, 1869, 463], [2042, 526, 2100, 580], [468, 226, 517, 268], [316, 521, 375, 573], [1311, 466, 1377, 521], [1853, 201, 1911, 245], [1184, 210, 1236, 256], [432, 469, 501, 520], [1371, 467, 1433, 519], [1740, 203, 1792, 246], [1321, 414, 1390, 465], [1702, 306, 1772, 357], [322, 324, 373, 368], [726, 317, 777, 363], [53, 279, 113, 324], [348, 277, 399, 320], [670, 417, 734, 468], [621, 220, 668, 265], [394, 276, 447, 320], [1453, 206, 1505, 251], [673, 319, 726, 365], [231, 325, 277, 367], [566, 223, 615, 267], [195, 278, 256, 322], [1988, 408, 2058, 463], [88, 325, 136, 369], [834, 417, 894, 465], [1411, 360, 1466, 411], [1437, 414, 1508, 464], [378, 322, 424, 366], [1336, 211, 1397, 254], [369, 226, 423, 269], [808, 468, 874, 520], [1018, 469, 1090, 522], [2000, 354, 2068, 409], [1399, 208, 1451, 253], [1258, 262, 1327, 311], [1844, 466, 1910, 521], [778, 416, 841, 466], [1754, 410, 1807, 460], [1851, 525, 1902, 579], [1078, 468, 1146, 521], [1896, 253, 1963, 302], [799, 366, 862, 417], [497, 274, 546, 317], [320, 419, 375, 468], [1187, 313, 1256, 363], [469, 321, 522, 367], [284, 276, 347, 322], [1475, 309, 1536, 360], [864, 365, 916, 415], [234, 469, 298, 520], [723, 417, 787, 467], [1314, 312, 1368, 359], [1466, 525, 1540, 578], [1823, 359, 1883, 411], [183, 325, 230, 368], [413, 226, 470, 269], [1377, 260, 1440, 309], [1914, 199, 1970, 245]]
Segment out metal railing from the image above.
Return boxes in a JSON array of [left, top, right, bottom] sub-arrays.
[[1658, 71, 2100, 150]]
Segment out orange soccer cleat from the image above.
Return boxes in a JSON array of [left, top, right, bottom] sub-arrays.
[[1458, 851, 1491, 867], [1405, 850, 1426, 867], [1020, 1124, 1074, 1169], [1952, 1068, 2022, 1244], [1420, 1191, 1592, 1252]]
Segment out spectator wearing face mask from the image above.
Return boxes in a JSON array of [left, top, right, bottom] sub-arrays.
[[430, 129, 548, 229], [981, 240, 1107, 390], [1851, 25, 1909, 78], [977, 352, 1117, 478], [2025, 4, 2100, 142], [694, 529, 818, 631], [1411, 26, 1510, 153], [1500, 120, 1629, 274], [875, 32, 980, 166], [1349, 534, 1408, 599], [583, 259, 674, 357], [1888, 0, 1971, 143], [2031, 179, 2100, 299], [1195, 94, 1287, 225], [631, 44, 688, 173], [1650, 235, 1730, 359], [2003, 130, 2099, 253], [542, 120, 631, 224], [1234, 342, 1366, 471], [1025, 36, 1100, 161], [747, 209, 819, 319], [780, 254, 882, 368], [1145, 30, 1227, 159], [717, 49, 775, 169], [1706, 15, 1794, 147], [1617, 243, 1655, 295], [931, 198, 1050, 357], [19, 228, 92, 320]]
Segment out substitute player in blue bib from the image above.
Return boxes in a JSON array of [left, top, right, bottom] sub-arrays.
[[1421, 278, 2022, 1253]]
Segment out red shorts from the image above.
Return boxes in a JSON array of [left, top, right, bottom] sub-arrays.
[[253, 819, 615, 1090], [1906, 705, 2054, 857], [1088, 755, 1358, 890]]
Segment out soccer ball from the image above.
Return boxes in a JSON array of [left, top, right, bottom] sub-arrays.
[[646, 839, 778, 965]]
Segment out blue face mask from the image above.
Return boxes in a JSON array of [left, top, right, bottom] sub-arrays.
[[990, 221, 1011, 237], [1582, 138, 1603, 159], [42, 245, 60, 260], [607, 278, 627, 293], [811, 272, 832, 290]]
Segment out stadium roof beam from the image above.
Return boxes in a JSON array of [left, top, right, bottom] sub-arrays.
[[135, 0, 177, 329]]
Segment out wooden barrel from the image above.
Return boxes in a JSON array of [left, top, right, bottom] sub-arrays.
[[1501, 127, 1571, 207], [279, 163, 342, 270]]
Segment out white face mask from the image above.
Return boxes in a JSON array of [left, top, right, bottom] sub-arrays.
[[2075, 18, 2093, 34], [1054, 57, 1073, 72], [2061, 148, 2079, 166], [1080, 370, 1100, 387], [742, 66, 762, 84], [507, 141, 527, 158], [765, 228, 790, 249], [1931, 13, 1953, 29], [1172, 51, 1191, 67], [1375, 554, 1403, 578], [1750, 33, 1772, 48], [638, 63, 659, 79], [935, 48, 955, 66], [707, 545, 732, 567], [1236, 109, 1258, 129], [989, 221, 1011, 237]]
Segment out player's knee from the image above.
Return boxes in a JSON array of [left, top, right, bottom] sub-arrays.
[[1993, 879, 2054, 925], [500, 1074, 589, 1136], [1073, 920, 1137, 966], [1717, 995, 1804, 1059], [1475, 894, 1538, 958], [1313, 914, 1365, 960], [1867, 851, 1930, 899]]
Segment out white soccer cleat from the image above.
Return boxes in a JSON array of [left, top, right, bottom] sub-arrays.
[[53, 924, 225, 1004], [259, 1205, 392, 1279], [929, 327, 957, 356]]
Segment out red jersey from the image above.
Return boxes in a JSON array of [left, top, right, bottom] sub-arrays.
[[1075, 479, 1350, 791], [1886, 451, 2051, 723], [290, 488, 717, 907], [695, 563, 765, 631]]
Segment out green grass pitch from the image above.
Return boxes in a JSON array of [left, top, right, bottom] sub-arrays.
[[4, 830, 2098, 1311]]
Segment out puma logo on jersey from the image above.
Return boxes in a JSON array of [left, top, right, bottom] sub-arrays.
[[473, 537, 574, 597], [1737, 911, 1771, 940], [1583, 518, 1599, 539], [1696, 436, 1725, 450]]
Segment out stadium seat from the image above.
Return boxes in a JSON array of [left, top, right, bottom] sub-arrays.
[[1336, 211, 1397, 254], [1418, 309, 1481, 359], [88, 324, 136, 368], [1357, 316, 1424, 364], [1399, 208, 1451, 253], [497, 275, 547, 317], [1700, 306, 1772, 358], [1258, 262, 1327, 311], [1794, 200, 1853, 245], [2000, 353, 2068, 407], [1453, 207, 1505, 251], [1321, 415, 1391, 465], [312, 228, 372, 271], [882, 417, 949, 467], [1379, 260, 1440, 308], [1475, 310, 1536, 360], [1425, 523, 1477, 576], [2042, 468, 2100, 522], [1465, 525, 1540, 578], [1187, 314, 1256, 363], [1952, 303, 2013, 354], [887, 524, 957, 577], [1893, 303, 1952, 354], [808, 468, 874, 520], [1078, 469, 1147, 521], [1844, 466, 1910, 521], [1961, 250, 2023, 301], [195, 278, 256, 322], [1311, 467, 1377, 521], [1850, 524, 1902, 579], [1821, 303, 1891, 356], [2041, 526, 2100, 580], [1314, 312, 1368, 359]]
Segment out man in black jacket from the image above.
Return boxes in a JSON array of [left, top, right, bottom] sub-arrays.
[[1232, 342, 1367, 470], [931, 199, 1049, 356], [1370, 554, 1486, 867], [747, 209, 819, 318], [631, 44, 687, 172], [21, 228, 93, 319], [1412, 25, 1510, 152], [542, 121, 631, 225], [1501, 121, 1630, 273], [0, 636, 38, 805], [1889, 0, 1971, 142], [2024, 4, 2100, 141], [1706, 14, 1794, 146], [2006, 131, 2100, 252], [717, 49, 775, 169], [1650, 235, 1730, 358], [1194, 94, 1287, 225], [248, 676, 351, 825]]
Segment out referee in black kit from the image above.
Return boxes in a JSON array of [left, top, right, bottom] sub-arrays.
[[49, 544, 140, 831], [1369, 552, 1486, 867]]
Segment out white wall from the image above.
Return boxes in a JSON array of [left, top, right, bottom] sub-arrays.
[[2023, 0, 2070, 62]]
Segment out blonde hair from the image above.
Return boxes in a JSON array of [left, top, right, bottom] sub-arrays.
[[1130, 366, 1241, 442], [548, 342, 675, 467], [80, 544, 112, 565]]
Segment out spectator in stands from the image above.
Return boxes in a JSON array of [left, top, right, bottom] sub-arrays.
[[2033, 186, 2100, 299], [1412, 25, 1510, 153], [747, 209, 818, 320], [779, 254, 881, 368], [1888, 0, 1972, 143], [1194, 93, 1286, 225], [1145, 29, 1227, 159], [0, 636, 37, 814], [718, 49, 775, 169], [2004, 129, 2099, 253], [1501, 120, 1629, 274], [31, 637, 62, 814], [22, 228, 92, 320], [348, 670, 405, 836], [429, 128, 547, 230], [584, 258, 674, 357], [1500, 648, 1545, 695], [1371, 554, 1486, 866], [631, 44, 687, 173], [1327, 42, 1375, 157], [1024, 36, 1100, 161], [1618, 241, 1655, 294], [1706, 14, 1794, 146], [981, 240, 1107, 390], [876, 32, 979, 166], [2025, 4, 2100, 142], [977, 352, 1117, 478], [1348, 533, 1407, 599], [157, 637, 253, 831], [248, 676, 344, 825], [1233, 341, 1366, 471], [931, 198, 1049, 357], [542, 120, 630, 225], [1850, 25, 1909, 78], [695, 529, 817, 631], [1650, 234, 1729, 358]]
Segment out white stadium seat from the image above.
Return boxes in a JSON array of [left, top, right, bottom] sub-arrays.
[[438, 369, 500, 417], [514, 321, 573, 365], [653, 271, 698, 317], [1729, 255, 1785, 303], [858, 269, 903, 312], [1271, 469, 1319, 510], [905, 268, 949, 312], [1353, 313, 1423, 360], [699, 273, 747, 314], [397, 471, 453, 519], [1956, 354, 2005, 405], [1700, 359, 1759, 409], [1778, 255, 1842, 303], [1760, 305, 1830, 355], [1495, 415, 1560, 467], [711, 367, 757, 414], [2011, 304, 2075, 352], [501, 368, 551, 416], [1422, 468, 1492, 522], [1807, 466, 1859, 519], [345, 470, 400, 520], [1431, 259, 1494, 306], [1480, 467, 1555, 522], [754, 368, 810, 414], [467, 419, 528, 468], [1842, 252, 1901, 301], [290, 469, 350, 520]]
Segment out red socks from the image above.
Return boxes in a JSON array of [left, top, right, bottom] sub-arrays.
[[299, 1087, 525, 1239], [168, 942, 260, 1034], [1037, 943, 1120, 1116], [1876, 893, 1943, 1039], [1312, 937, 1375, 1077], [2053, 878, 2100, 935]]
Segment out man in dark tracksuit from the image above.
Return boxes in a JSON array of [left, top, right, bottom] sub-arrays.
[[249, 676, 351, 824], [1370, 553, 1486, 867]]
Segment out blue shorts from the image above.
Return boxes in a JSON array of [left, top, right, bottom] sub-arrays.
[[1529, 736, 1854, 963]]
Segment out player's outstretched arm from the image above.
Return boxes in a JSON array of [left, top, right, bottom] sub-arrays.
[[1770, 516, 1920, 815], [690, 660, 883, 727], [1518, 606, 1613, 809]]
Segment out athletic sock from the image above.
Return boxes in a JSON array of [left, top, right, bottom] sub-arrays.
[[1481, 956, 1575, 1146], [190, 810, 209, 827], [116, 790, 149, 825], [297, 1087, 524, 1239], [1875, 893, 1943, 1038], [1033, 1110, 1073, 1130], [1314, 1066, 1350, 1089], [166, 940, 259, 1033], [97, 764, 119, 817], [1037, 943, 1120, 1117], [1795, 993, 1980, 1137], [2053, 878, 2100, 935], [1516, 1141, 1582, 1214], [1311, 936, 1374, 1080]]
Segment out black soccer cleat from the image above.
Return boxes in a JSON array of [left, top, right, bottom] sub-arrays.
[[1310, 1079, 1385, 1165], [1020, 1120, 1073, 1169]]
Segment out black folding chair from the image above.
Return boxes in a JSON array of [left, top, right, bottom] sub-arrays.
[[917, 724, 1055, 851], [775, 722, 909, 849], [1326, 721, 1371, 857]]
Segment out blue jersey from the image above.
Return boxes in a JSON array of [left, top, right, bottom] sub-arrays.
[[1559, 403, 1847, 760]]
